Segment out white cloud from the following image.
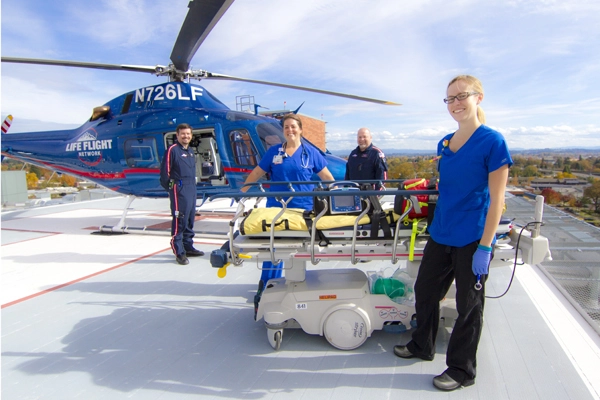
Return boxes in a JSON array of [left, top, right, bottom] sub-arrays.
[[2, 0, 600, 152]]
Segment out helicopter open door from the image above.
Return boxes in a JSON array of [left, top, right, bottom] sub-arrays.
[[229, 129, 259, 167], [164, 129, 226, 186]]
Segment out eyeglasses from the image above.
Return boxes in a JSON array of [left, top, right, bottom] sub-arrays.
[[443, 92, 480, 104]]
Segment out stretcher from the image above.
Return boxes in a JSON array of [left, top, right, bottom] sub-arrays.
[[209, 182, 551, 351]]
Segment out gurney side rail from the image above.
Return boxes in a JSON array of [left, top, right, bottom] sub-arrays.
[[209, 182, 437, 267]]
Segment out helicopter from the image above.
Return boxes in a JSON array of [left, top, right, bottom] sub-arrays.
[[1, 0, 400, 204]]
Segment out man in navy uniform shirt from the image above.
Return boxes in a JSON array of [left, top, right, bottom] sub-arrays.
[[345, 127, 388, 188], [160, 123, 204, 265]]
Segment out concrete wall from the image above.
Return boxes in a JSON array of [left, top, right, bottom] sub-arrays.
[[1, 170, 28, 206]]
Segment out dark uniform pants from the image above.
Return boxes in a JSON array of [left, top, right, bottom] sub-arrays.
[[169, 180, 196, 257], [406, 238, 489, 382]]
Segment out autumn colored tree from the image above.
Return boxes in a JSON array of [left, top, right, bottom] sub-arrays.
[[556, 172, 576, 180], [392, 162, 416, 180], [583, 180, 600, 213], [579, 159, 592, 174], [26, 172, 39, 189], [60, 175, 77, 187], [560, 193, 576, 207], [540, 188, 561, 204]]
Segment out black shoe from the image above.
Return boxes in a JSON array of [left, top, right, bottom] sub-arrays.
[[393, 345, 415, 359], [433, 371, 475, 391], [393, 345, 434, 361], [176, 255, 189, 265], [185, 248, 204, 257]]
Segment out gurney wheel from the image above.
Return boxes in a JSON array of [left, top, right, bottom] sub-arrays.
[[323, 309, 368, 350], [267, 328, 283, 351]]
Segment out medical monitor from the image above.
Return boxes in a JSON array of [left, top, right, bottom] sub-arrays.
[[328, 187, 362, 214]]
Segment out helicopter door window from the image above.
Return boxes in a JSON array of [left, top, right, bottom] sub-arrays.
[[229, 129, 259, 166], [124, 138, 159, 168], [257, 122, 284, 150]]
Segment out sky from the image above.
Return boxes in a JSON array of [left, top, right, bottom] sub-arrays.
[[2, 0, 600, 153]]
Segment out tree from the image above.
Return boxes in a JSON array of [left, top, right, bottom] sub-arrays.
[[540, 188, 561, 204], [525, 157, 539, 167], [415, 160, 436, 179], [510, 166, 521, 178], [522, 165, 538, 177], [26, 172, 39, 189], [579, 159, 592, 174], [583, 180, 600, 213], [29, 165, 44, 178], [557, 171, 576, 180], [60, 175, 77, 187], [512, 155, 527, 167], [391, 162, 416, 180], [560, 193, 576, 207]]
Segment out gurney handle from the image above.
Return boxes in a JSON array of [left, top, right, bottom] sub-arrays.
[[269, 196, 294, 265], [210, 188, 438, 202], [392, 198, 415, 264], [310, 196, 330, 265], [351, 197, 373, 265], [230, 201, 247, 266]]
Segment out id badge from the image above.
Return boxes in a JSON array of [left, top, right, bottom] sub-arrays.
[[273, 155, 283, 164]]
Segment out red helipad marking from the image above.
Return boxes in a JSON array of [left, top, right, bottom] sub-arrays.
[[1, 239, 222, 309], [1, 227, 61, 234], [1, 228, 62, 245]]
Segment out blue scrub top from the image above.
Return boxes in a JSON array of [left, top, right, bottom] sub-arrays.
[[429, 125, 513, 247], [258, 141, 328, 210]]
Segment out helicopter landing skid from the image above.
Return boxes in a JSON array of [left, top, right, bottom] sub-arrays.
[[96, 195, 137, 235]]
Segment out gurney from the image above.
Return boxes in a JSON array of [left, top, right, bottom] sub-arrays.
[[209, 181, 551, 350]]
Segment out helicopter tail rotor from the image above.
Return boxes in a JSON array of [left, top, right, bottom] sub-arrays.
[[2, 115, 13, 134]]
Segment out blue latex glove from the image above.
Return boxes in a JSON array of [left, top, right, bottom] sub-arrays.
[[472, 244, 492, 275]]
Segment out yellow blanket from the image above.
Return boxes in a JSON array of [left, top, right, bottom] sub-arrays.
[[239, 207, 398, 235]]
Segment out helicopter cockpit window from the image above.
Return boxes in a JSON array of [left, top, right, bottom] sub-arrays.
[[257, 122, 284, 150], [229, 129, 259, 167], [124, 138, 159, 168]]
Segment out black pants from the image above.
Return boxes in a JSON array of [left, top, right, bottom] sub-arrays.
[[169, 182, 196, 257], [406, 238, 489, 382]]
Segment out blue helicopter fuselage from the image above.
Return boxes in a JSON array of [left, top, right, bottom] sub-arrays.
[[1, 82, 347, 198]]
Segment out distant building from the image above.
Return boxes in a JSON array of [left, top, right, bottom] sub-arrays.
[[235, 95, 329, 152], [260, 110, 327, 151], [529, 178, 589, 194]]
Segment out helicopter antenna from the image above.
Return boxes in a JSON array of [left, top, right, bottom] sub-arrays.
[[292, 102, 305, 114]]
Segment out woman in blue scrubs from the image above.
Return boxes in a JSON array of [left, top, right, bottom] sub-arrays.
[[393, 75, 513, 391], [242, 113, 335, 318]]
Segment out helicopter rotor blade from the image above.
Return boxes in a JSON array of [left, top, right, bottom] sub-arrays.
[[200, 72, 402, 106], [170, 0, 235, 72], [1, 57, 162, 75], [2, 56, 401, 105]]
